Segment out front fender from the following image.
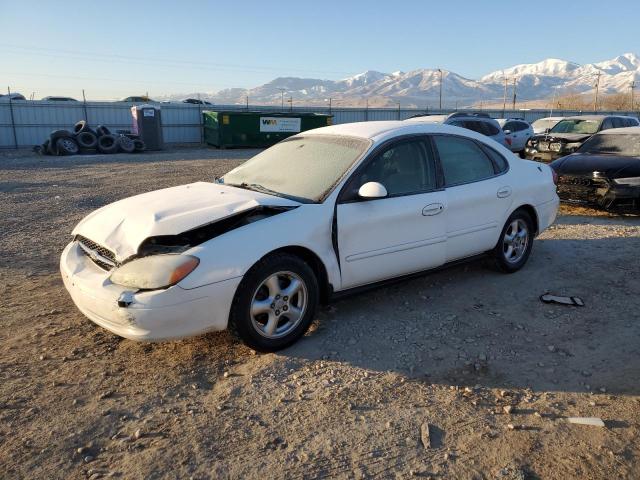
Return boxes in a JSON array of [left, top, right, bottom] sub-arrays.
[[178, 203, 340, 290]]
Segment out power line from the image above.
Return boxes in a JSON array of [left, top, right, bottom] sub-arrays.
[[0, 43, 356, 77]]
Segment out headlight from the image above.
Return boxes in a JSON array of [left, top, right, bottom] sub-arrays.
[[110, 254, 200, 289], [550, 142, 562, 152], [565, 142, 582, 151], [613, 177, 640, 186]]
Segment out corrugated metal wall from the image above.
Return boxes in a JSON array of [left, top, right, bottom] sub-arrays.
[[1, 100, 639, 148]]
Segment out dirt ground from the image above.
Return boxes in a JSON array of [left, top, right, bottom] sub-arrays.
[[1, 147, 639, 480]]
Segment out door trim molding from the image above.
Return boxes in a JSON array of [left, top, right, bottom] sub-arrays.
[[345, 236, 447, 263]]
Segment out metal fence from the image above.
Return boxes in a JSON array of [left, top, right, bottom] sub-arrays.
[[2, 99, 639, 149]]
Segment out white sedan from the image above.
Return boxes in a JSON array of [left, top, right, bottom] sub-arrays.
[[61, 121, 559, 351]]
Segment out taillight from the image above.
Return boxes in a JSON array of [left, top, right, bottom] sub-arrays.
[[505, 137, 512, 146], [552, 169, 559, 185]]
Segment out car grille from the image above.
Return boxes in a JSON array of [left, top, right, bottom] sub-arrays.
[[76, 235, 118, 271]]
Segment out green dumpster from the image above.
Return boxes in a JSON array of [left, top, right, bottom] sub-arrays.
[[203, 111, 333, 148]]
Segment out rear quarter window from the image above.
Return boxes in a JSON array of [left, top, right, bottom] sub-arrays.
[[483, 121, 500, 136]]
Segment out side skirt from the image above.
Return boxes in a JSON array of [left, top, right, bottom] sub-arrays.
[[328, 252, 489, 301]]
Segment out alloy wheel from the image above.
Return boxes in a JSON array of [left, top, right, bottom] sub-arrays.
[[503, 219, 529, 264], [250, 271, 308, 339]]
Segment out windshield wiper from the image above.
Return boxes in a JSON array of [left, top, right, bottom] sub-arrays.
[[225, 182, 282, 197]]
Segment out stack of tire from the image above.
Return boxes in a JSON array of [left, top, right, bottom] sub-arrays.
[[39, 121, 146, 156]]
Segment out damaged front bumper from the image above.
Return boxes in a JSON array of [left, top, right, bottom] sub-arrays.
[[556, 176, 640, 210], [60, 241, 242, 341]]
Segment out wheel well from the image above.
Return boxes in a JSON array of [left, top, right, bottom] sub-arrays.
[[266, 246, 332, 304], [514, 204, 539, 236]]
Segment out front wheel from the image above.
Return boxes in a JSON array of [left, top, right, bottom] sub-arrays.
[[228, 253, 319, 351], [491, 210, 534, 273]]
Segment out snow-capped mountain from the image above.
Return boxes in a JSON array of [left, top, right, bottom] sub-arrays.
[[164, 53, 640, 107]]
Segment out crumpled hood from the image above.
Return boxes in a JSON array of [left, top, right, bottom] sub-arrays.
[[531, 133, 593, 143], [73, 182, 300, 261]]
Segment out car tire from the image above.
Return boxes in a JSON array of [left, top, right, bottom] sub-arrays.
[[228, 253, 319, 352], [117, 135, 136, 153], [75, 131, 98, 149], [95, 125, 112, 137], [490, 209, 534, 273], [133, 139, 146, 152], [97, 134, 118, 154], [49, 129, 73, 145], [73, 120, 93, 135], [56, 137, 80, 156]]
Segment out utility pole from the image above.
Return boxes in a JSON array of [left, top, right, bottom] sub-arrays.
[[502, 73, 508, 117], [511, 77, 517, 111], [365, 98, 369, 121], [438, 69, 443, 110], [246, 95, 249, 111], [593, 71, 601, 112], [328, 97, 332, 115], [397, 102, 401, 120], [630, 81, 636, 111], [288, 96, 293, 112], [277, 88, 285, 111]]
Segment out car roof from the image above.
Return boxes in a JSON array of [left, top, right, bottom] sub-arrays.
[[596, 126, 640, 135], [303, 120, 502, 143], [563, 114, 637, 121], [495, 118, 527, 124], [533, 116, 564, 121]]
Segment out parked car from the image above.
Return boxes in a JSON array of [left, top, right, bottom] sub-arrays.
[[406, 112, 509, 149], [0, 92, 26, 101], [550, 127, 640, 210], [183, 98, 212, 105], [496, 118, 534, 155], [60, 121, 558, 351], [121, 96, 156, 103], [42, 96, 78, 102], [525, 115, 640, 162], [531, 116, 564, 134]]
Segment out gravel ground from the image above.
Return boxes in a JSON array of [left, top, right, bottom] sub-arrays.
[[1, 147, 639, 479]]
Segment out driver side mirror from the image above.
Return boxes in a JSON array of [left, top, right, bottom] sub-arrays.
[[544, 128, 551, 134], [504, 129, 512, 135], [358, 181, 388, 199]]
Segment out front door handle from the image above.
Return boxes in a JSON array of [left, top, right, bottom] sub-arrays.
[[422, 203, 444, 216], [497, 186, 512, 198]]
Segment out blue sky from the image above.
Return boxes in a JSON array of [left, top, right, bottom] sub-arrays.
[[1, 0, 639, 99]]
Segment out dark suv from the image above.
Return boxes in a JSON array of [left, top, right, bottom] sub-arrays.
[[525, 115, 639, 162]]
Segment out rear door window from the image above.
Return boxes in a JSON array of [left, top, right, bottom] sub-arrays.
[[433, 136, 497, 186]]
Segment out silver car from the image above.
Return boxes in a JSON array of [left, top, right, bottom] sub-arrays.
[[496, 118, 534, 155]]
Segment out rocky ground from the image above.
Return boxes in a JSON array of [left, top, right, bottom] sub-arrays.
[[1, 147, 639, 479]]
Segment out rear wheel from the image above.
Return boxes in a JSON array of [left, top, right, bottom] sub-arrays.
[[491, 210, 534, 273], [228, 253, 318, 351]]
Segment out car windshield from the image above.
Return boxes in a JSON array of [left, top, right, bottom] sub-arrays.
[[550, 119, 599, 134], [578, 134, 640, 157], [220, 134, 371, 202]]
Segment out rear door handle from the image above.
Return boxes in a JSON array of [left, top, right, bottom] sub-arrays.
[[422, 203, 444, 216], [497, 186, 512, 198]]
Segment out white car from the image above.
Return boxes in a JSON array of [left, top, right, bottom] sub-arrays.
[[61, 121, 559, 351], [531, 116, 565, 134], [496, 118, 534, 155]]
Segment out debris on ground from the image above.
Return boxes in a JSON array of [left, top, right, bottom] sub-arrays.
[[540, 293, 585, 307], [567, 417, 605, 427], [420, 422, 432, 449]]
